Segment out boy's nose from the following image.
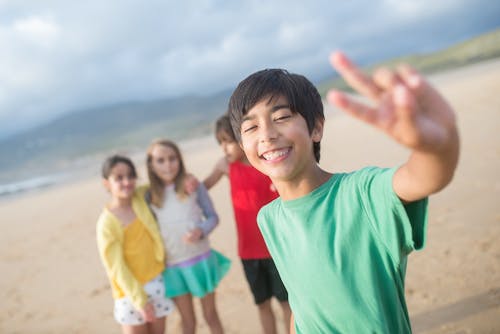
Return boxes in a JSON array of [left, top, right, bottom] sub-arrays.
[[259, 122, 278, 142]]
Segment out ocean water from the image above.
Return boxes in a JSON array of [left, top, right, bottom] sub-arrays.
[[0, 133, 218, 200], [0, 173, 70, 198], [0, 151, 106, 200], [0, 149, 109, 199]]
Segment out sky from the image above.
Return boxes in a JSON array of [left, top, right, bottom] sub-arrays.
[[1, 0, 499, 139]]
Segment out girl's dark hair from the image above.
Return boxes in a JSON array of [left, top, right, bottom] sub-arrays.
[[215, 114, 236, 143], [101, 155, 137, 179], [228, 68, 324, 162]]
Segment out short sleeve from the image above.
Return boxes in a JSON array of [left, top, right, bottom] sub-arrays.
[[358, 167, 428, 263]]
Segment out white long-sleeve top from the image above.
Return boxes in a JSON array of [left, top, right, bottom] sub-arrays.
[[153, 184, 219, 265]]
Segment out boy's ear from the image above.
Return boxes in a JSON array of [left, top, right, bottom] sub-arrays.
[[311, 119, 324, 143]]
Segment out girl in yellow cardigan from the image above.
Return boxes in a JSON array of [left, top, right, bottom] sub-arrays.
[[96, 154, 174, 334]]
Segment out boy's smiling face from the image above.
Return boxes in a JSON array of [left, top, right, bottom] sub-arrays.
[[240, 95, 323, 184]]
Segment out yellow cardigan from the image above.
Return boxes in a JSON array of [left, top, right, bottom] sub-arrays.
[[96, 185, 164, 309]]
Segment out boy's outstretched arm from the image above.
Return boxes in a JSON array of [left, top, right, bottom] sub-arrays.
[[203, 157, 228, 190], [327, 51, 459, 202]]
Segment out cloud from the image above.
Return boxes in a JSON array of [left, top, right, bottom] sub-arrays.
[[0, 0, 499, 138], [14, 15, 60, 47]]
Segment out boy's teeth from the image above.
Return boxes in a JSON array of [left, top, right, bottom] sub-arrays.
[[263, 149, 287, 160]]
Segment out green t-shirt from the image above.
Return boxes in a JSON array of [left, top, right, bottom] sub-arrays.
[[258, 167, 428, 333]]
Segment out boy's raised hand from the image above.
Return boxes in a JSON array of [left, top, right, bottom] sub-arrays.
[[184, 173, 200, 194], [327, 51, 457, 153], [327, 51, 459, 201]]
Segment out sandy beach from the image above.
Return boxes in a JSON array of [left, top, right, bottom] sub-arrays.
[[1, 59, 499, 333]]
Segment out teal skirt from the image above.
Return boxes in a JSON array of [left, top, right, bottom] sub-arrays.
[[163, 249, 231, 298]]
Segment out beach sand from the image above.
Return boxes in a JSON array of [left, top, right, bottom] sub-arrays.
[[1, 59, 499, 333]]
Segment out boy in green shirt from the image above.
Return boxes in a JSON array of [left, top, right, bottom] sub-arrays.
[[227, 51, 459, 333]]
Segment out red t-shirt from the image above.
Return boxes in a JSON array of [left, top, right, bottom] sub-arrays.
[[229, 161, 278, 259]]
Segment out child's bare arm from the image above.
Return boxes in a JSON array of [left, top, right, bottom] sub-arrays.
[[327, 51, 459, 202], [183, 227, 204, 243], [139, 302, 156, 322], [203, 157, 228, 190]]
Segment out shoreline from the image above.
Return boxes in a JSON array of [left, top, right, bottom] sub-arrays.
[[0, 133, 220, 202]]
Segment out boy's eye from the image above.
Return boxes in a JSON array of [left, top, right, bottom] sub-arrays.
[[274, 110, 293, 121], [274, 115, 291, 121], [242, 125, 257, 133]]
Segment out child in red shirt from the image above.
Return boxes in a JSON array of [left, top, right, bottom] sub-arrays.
[[204, 114, 291, 334]]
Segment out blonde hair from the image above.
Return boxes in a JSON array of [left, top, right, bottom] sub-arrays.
[[146, 139, 188, 207]]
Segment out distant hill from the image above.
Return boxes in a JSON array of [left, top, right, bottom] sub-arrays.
[[0, 91, 231, 182], [317, 27, 500, 96], [1, 27, 500, 184]]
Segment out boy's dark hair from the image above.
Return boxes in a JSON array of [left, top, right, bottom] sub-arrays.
[[228, 69, 324, 162], [101, 154, 137, 179], [215, 114, 236, 143]]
